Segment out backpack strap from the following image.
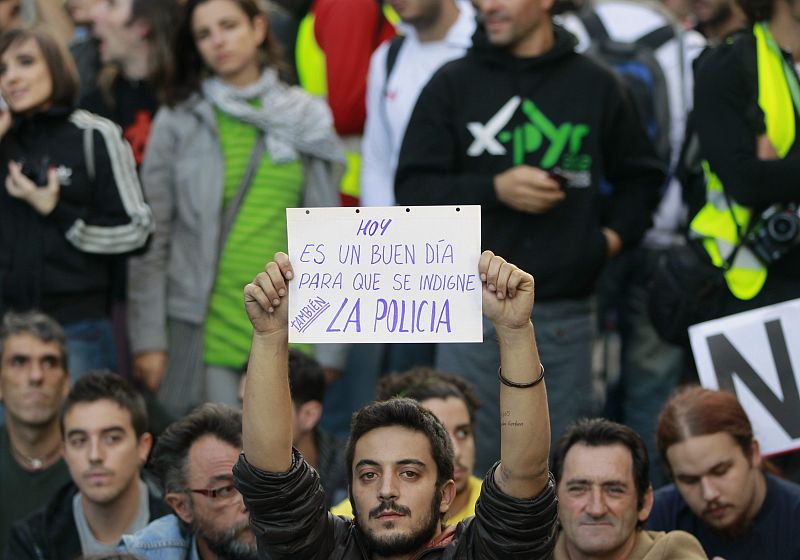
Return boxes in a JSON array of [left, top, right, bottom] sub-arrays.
[[637, 24, 676, 51], [379, 35, 406, 152], [579, 10, 610, 42], [385, 35, 406, 83]]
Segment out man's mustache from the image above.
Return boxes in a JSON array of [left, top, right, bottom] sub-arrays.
[[369, 500, 411, 519]]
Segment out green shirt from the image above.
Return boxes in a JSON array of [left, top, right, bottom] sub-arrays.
[[203, 106, 304, 367]]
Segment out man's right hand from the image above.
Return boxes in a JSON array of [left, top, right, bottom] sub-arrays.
[[244, 252, 294, 335], [133, 351, 167, 393], [6, 162, 60, 216], [494, 165, 565, 214]]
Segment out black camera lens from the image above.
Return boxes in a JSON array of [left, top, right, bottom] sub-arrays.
[[767, 214, 800, 243]]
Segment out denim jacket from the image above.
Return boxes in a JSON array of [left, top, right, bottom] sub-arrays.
[[119, 514, 200, 560]]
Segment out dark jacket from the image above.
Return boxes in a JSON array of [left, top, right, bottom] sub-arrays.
[[395, 24, 664, 301], [316, 427, 348, 508], [234, 449, 558, 559], [0, 107, 152, 324], [4, 479, 172, 560]]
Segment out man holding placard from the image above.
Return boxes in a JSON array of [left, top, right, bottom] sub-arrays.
[[234, 250, 557, 559], [395, 0, 665, 469]]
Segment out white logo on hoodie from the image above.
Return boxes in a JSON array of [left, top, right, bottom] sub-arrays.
[[466, 96, 521, 156]]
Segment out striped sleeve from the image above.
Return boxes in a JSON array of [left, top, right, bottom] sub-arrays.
[[64, 110, 154, 254]]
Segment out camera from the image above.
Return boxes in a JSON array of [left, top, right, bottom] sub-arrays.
[[18, 156, 50, 187], [746, 204, 800, 265]]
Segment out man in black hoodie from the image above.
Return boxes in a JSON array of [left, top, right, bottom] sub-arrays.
[[395, 0, 665, 473]]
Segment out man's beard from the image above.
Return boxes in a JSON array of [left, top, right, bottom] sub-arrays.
[[406, 2, 442, 34], [705, 503, 753, 539], [356, 490, 442, 557], [194, 518, 258, 560]]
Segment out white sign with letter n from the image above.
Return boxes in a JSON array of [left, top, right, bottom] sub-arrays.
[[689, 298, 800, 456], [286, 206, 482, 344]]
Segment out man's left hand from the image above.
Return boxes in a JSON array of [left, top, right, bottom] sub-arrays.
[[479, 250, 535, 330]]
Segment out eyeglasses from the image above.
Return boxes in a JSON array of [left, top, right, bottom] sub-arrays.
[[184, 484, 240, 505]]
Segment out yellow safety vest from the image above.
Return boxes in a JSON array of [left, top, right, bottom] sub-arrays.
[[295, 5, 399, 200], [689, 23, 797, 300]]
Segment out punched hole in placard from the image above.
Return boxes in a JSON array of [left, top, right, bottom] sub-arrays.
[[355, 209, 360, 213], [406, 208, 410, 212], [305, 210, 310, 214], [456, 207, 461, 212]]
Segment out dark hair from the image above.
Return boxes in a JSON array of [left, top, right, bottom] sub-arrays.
[[0, 27, 79, 109], [96, 0, 182, 108], [657, 385, 754, 468], [150, 403, 242, 494], [60, 371, 148, 438], [376, 367, 481, 425], [165, 0, 286, 105], [345, 398, 454, 493], [240, 349, 326, 405], [131, 0, 182, 95], [0, 310, 67, 365], [736, 0, 773, 22], [288, 349, 326, 405], [553, 418, 650, 512]]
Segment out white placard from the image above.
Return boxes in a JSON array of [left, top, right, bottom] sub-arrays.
[[689, 298, 800, 456], [287, 206, 482, 344]]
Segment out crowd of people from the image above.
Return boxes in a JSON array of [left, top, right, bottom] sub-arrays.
[[0, 0, 798, 558]]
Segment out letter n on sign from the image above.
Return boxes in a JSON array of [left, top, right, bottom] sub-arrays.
[[689, 298, 800, 456]]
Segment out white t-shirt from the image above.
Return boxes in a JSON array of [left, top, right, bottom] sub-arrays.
[[558, 0, 707, 246], [360, 1, 476, 207]]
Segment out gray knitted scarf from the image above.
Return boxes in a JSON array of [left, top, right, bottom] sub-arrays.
[[202, 68, 345, 165]]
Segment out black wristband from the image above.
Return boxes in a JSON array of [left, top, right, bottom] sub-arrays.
[[498, 363, 545, 389]]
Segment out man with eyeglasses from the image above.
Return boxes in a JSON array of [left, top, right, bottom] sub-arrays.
[[5, 371, 170, 559], [121, 403, 256, 560]]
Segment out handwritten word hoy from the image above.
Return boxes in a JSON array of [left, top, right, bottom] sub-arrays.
[[357, 218, 392, 236]]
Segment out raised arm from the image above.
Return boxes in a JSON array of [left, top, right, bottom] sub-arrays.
[[479, 251, 550, 499], [242, 252, 295, 472]]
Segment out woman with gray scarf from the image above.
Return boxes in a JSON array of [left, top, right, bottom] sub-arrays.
[[127, 0, 345, 413]]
